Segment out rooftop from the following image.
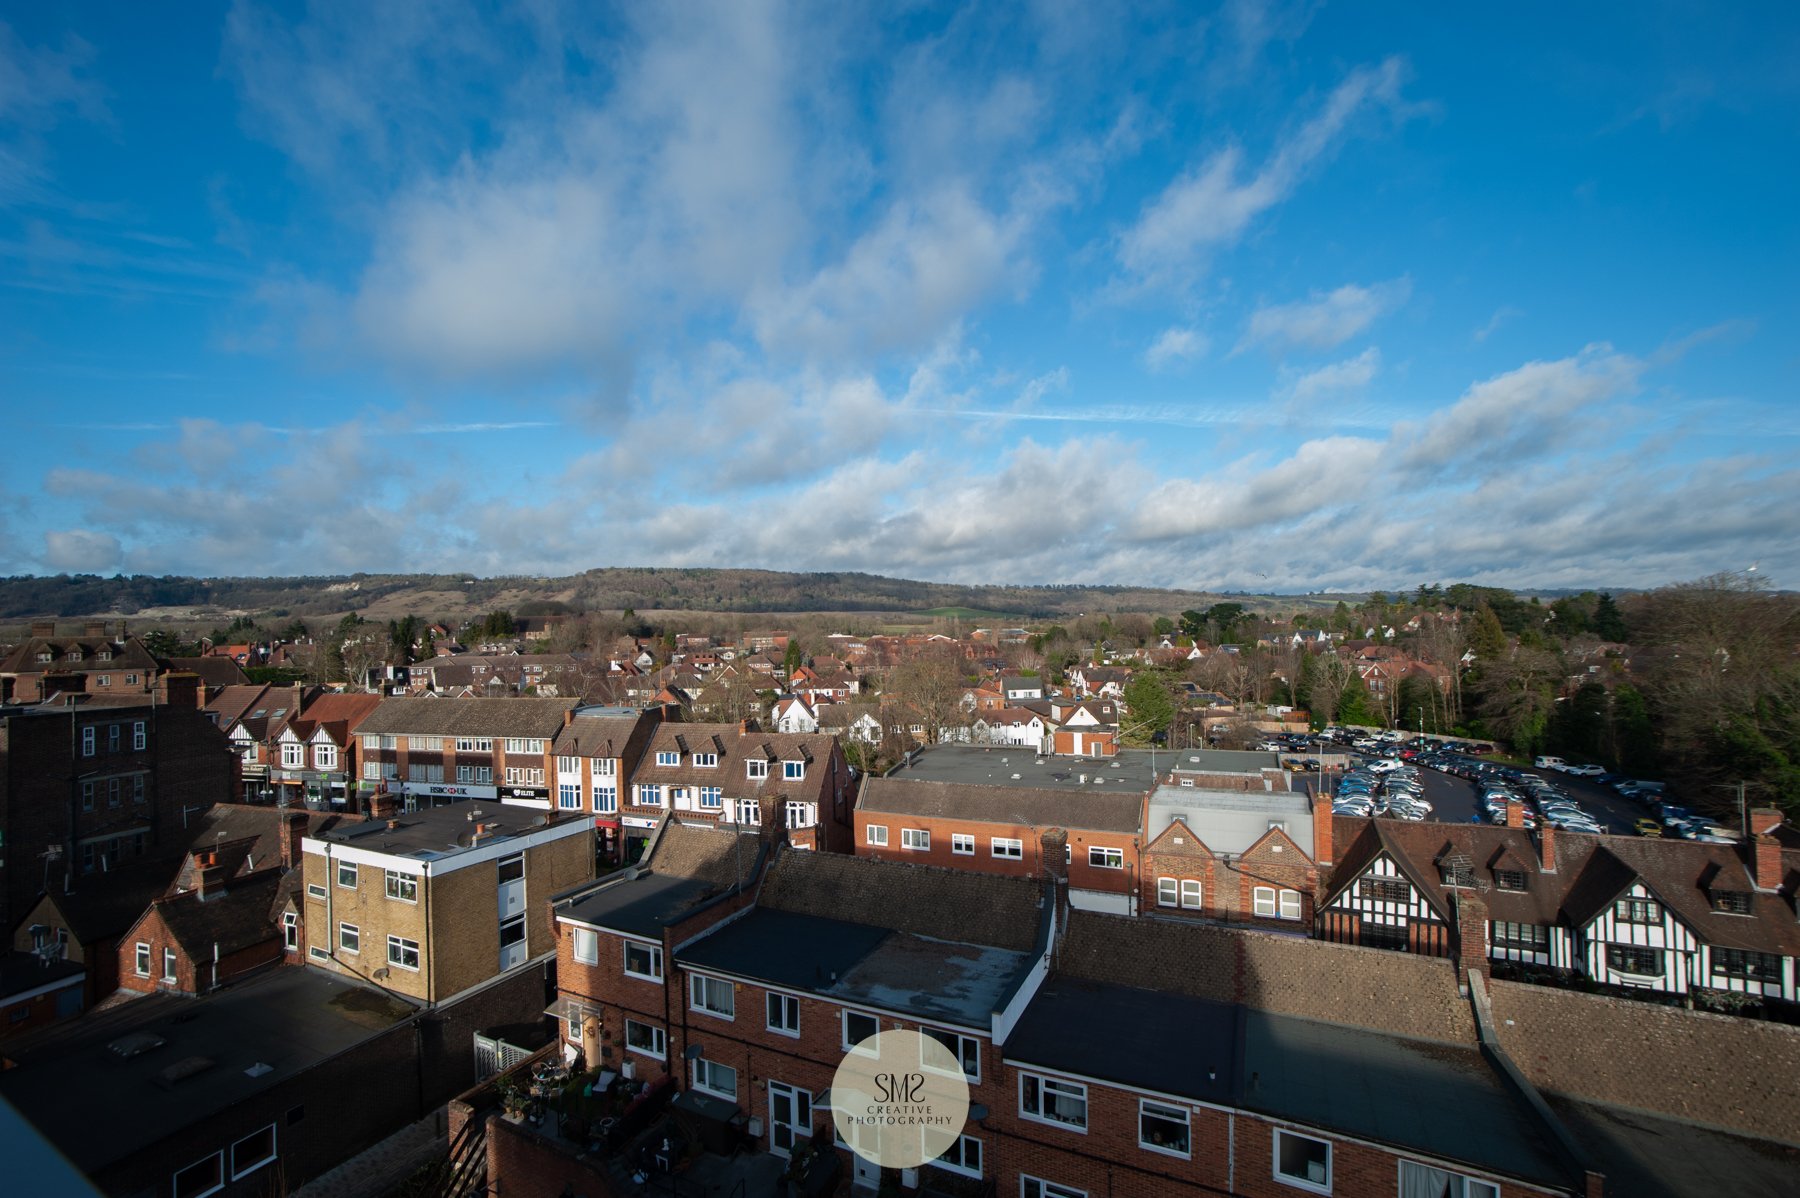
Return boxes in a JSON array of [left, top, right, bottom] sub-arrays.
[[679, 906, 1033, 1030], [307, 799, 583, 863], [1147, 785, 1314, 854], [0, 967, 412, 1175], [859, 777, 1144, 834], [352, 696, 578, 738], [885, 745, 1166, 793], [1005, 973, 1567, 1189]]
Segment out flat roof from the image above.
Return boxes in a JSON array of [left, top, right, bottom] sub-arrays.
[[678, 907, 1033, 1030], [310, 798, 580, 861], [1002, 975, 1568, 1189], [560, 873, 739, 940], [859, 777, 1143, 834], [0, 967, 413, 1175], [887, 745, 1164, 793]]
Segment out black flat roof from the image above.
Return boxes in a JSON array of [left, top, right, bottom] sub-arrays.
[[560, 873, 736, 939], [0, 968, 413, 1174]]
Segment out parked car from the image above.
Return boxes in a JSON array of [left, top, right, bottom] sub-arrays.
[[1564, 763, 1606, 777], [1533, 756, 1567, 770], [1633, 819, 1663, 838]]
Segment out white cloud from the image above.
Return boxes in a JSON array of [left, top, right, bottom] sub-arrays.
[[43, 528, 120, 572], [1473, 304, 1521, 342], [1282, 346, 1380, 407], [1241, 277, 1410, 351], [1117, 57, 1409, 288], [1144, 326, 1209, 371]]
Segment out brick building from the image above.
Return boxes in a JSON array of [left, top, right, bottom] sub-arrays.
[[351, 696, 580, 810], [0, 675, 236, 936], [619, 720, 854, 858], [0, 620, 160, 703], [1139, 784, 1332, 929], [855, 776, 1144, 913], [550, 706, 667, 864], [300, 799, 593, 1004]]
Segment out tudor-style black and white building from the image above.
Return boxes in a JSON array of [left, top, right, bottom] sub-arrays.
[[1318, 812, 1800, 1003]]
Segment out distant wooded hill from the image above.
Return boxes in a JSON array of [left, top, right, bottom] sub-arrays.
[[0, 569, 1295, 622]]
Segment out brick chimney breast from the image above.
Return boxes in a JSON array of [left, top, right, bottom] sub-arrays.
[[1752, 834, 1782, 892]]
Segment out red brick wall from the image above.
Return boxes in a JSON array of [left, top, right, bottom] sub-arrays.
[[116, 906, 282, 997], [853, 810, 1136, 894]]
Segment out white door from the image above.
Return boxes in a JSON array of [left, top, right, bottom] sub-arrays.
[[768, 1081, 812, 1156]]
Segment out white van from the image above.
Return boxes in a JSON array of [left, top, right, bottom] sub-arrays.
[[1533, 756, 1567, 770]]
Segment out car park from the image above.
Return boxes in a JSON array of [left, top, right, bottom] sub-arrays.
[[1533, 756, 1567, 770], [1564, 763, 1606, 777]]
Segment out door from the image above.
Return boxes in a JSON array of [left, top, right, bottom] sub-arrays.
[[768, 1081, 812, 1156]]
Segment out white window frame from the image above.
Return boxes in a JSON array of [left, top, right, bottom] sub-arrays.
[[1396, 1162, 1499, 1198], [282, 742, 305, 769], [595, 784, 618, 813], [624, 939, 664, 982], [767, 991, 801, 1037], [283, 912, 298, 951], [656, 750, 679, 766], [1158, 877, 1179, 907], [572, 927, 599, 966], [933, 1133, 983, 1179], [901, 828, 930, 852], [1279, 888, 1303, 920], [1273, 1128, 1332, 1193], [1138, 1098, 1191, 1159], [842, 1009, 879, 1051], [1088, 846, 1124, 869], [689, 973, 735, 1020], [921, 1026, 981, 1083], [699, 786, 723, 810], [624, 1017, 666, 1060], [691, 1057, 738, 1100], [694, 752, 718, 768], [558, 782, 581, 809], [1254, 886, 1278, 918], [387, 935, 421, 972], [952, 833, 975, 855], [865, 824, 889, 847], [162, 947, 178, 983], [172, 1151, 225, 1198], [783, 760, 806, 780], [336, 860, 357, 889], [1020, 1174, 1085, 1198], [229, 1124, 277, 1180], [134, 942, 151, 977], [314, 743, 338, 770], [339, 923, 360, 955], [1019, 1072, 1087, 1133], [384, 870, 418, 903], [307, 882, 327, 899], [81, 726, 96, 756], [1182, 879, 1203, 909], [992, 837, 1023, 859], [308, 945, 329, 962], [746, 759, 769, 780]]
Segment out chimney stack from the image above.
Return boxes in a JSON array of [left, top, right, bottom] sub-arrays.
[[1040, 828, 1069, 883], [1752, 834, 1782, 893], [757, 793, 787, 847], [195, 853, 227, 900], [1538, 823, 1557, 874], [84, 620, 106, 638], [1455, 893, 1490, 992], [564, 707, 576, 727], [158, 672, 201, 709], [281, 812, 307, 871], [370, 791, 399, 820], [1750, 807, 1784, 837], [1312, 790, 1334, 867], [1506, 800, 1524, 829], [31, 620, 55, 638]]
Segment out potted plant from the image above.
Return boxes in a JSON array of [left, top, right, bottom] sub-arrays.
[[496, 1076, 527, 1122]]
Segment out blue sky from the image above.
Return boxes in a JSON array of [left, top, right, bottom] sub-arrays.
[[2, 2, 1796, 593]]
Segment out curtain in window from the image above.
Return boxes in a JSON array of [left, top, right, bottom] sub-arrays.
[[1400, 1162, 1454, 1198]]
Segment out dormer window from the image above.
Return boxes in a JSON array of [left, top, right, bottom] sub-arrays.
[[656, 750, 679, 767], [1711, 890, 1752, 915], [35, 650, 52, 663], [1440, 863, 1475, 889], [694, 752, 718, 768], [66, 649, 82, 661], [1494, 870, 1528, 892], [746, 759, 769, 780], [97, 649, 112, 661], [783, 760, 806, 780]]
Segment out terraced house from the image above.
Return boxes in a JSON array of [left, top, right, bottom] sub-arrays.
[[473, 809, 1800, 1197], [550, 706, 668, 864], [1318, 811, 1800, 1002], [618, 720, 853, 857]]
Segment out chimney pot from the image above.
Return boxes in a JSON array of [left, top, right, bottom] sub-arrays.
[[1505, 800, 1524, 829]]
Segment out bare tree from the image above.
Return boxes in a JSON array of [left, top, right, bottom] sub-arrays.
[[884, 648, 970, 744], [1414, 615, 1470, 729]]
